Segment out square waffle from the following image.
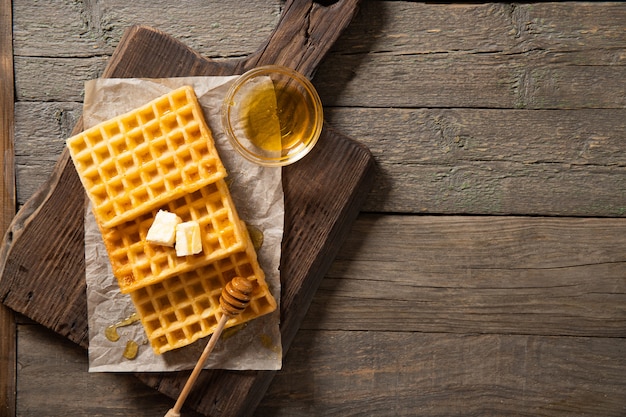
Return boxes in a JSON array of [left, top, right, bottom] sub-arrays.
[[67, 86, 226, 229], [100, 179, 247, 294], [130, 225, 277, 354]]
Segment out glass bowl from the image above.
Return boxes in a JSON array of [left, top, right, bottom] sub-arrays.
[[221, 65, 323, 167]]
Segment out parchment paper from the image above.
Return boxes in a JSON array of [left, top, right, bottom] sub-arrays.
[[83, 77, 283, 372]]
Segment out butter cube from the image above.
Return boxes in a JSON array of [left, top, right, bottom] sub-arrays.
[[175, 221, 203, 256], [146, 210, 181, 247]]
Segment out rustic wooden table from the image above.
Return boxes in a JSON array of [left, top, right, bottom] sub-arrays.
[[2, 1, 625, 416]]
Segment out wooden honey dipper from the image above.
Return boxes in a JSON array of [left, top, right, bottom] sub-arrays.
[[165, 276, 254, 417]]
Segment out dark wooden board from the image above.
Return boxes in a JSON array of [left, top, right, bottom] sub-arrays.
[[0, 1, 376, 416]]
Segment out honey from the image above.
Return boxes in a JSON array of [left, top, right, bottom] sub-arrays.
[[104, 313, 143, 360], [221, 323, 247, 341], [259, 333, 281, 355], [238, 78, 281, 152], [123, 340, 139, 360], [222, 65, 323, 166], [105, 312, 140, 342], [246, 224, 264, 251], [240, 80, 315, 155]]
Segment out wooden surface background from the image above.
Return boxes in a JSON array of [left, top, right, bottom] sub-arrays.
[[1, 0, 16, 415], [3, 1, 626, 416]]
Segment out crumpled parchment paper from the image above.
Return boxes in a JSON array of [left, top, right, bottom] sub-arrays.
[[83, 77, 283, 372]]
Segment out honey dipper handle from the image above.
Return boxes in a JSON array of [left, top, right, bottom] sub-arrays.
[[166, 313, 229, 417], [165, 277, 253, 416]]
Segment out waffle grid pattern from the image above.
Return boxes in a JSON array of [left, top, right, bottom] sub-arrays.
[[101, 179, 247, 294], [130, 230, 277, 354], [69, 86, 278, 354], [67, 86, 226, 228]]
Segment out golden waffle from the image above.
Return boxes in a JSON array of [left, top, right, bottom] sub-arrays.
[[130, 226, 277, 354], [67, 86, 226, 229], [100, 179, 247, 294]]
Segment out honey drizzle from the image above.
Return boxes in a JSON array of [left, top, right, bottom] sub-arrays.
[[259, 333, 281, 355], [246, 225, 264, 251], [105, 312, 140, 342], [123, 340, 139, 360]]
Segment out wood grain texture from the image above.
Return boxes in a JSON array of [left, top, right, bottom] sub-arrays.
[[304, 215, 626, 337], [7, 1, 626, 416], [13, 105, 626, 216], [20, 323, 626, 417], [16, 214, 626, 416], [20, 325, 626, 417], [13, 101, 82, 204], [0, 0, 16, 415], [12, 0, 282, 58], [317, 2, 626, 110], [325, 107, 626, 216], [11, 2, 626, 217], [13, 2, 626, 108], [259, 330, 626, 417], [17, 324, 203, 417]]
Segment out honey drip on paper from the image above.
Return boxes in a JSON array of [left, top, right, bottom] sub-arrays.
[[246, 225, 264, 251], [123, 340, 139, 360], [221, 323, 248, 341], [241, 81, 313, 154], [105, 312, 140, 342], [260, 333, 281, 356]]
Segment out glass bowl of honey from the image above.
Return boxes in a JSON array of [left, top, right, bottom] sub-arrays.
[[221, 65, 324, 167]]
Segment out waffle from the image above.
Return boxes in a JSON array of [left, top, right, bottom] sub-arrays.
[[100, 179, 247, 294], [130, 224, 277, 354], [67, 86, 226, 229]]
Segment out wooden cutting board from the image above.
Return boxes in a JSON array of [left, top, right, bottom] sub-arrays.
[[0, 0, 375, 416]]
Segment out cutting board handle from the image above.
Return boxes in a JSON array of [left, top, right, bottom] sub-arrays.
[[241, 0, 361, 78]]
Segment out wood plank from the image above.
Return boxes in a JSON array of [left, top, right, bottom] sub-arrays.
[[258, 330, 626, 417], [15, 42, 626, 110], [302, 215, 626, 337], [13, 102, 82, 205], [0, 0, 16, 415], [325, 107, 626, 216], [15, 3, 626, 60], [14, 56, 109, 102], [315, 51, 626, 110], [0, 0, 14, 229], [0, 308, 14, 417], [13, 3, 626, 109], [317, 2, 626, 109], [12, 0, 281, 57], [14, 105, 626, 217], [18, 325, 626, 417], [16, 324, 203, 417], [332, 2, 626, 55]]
